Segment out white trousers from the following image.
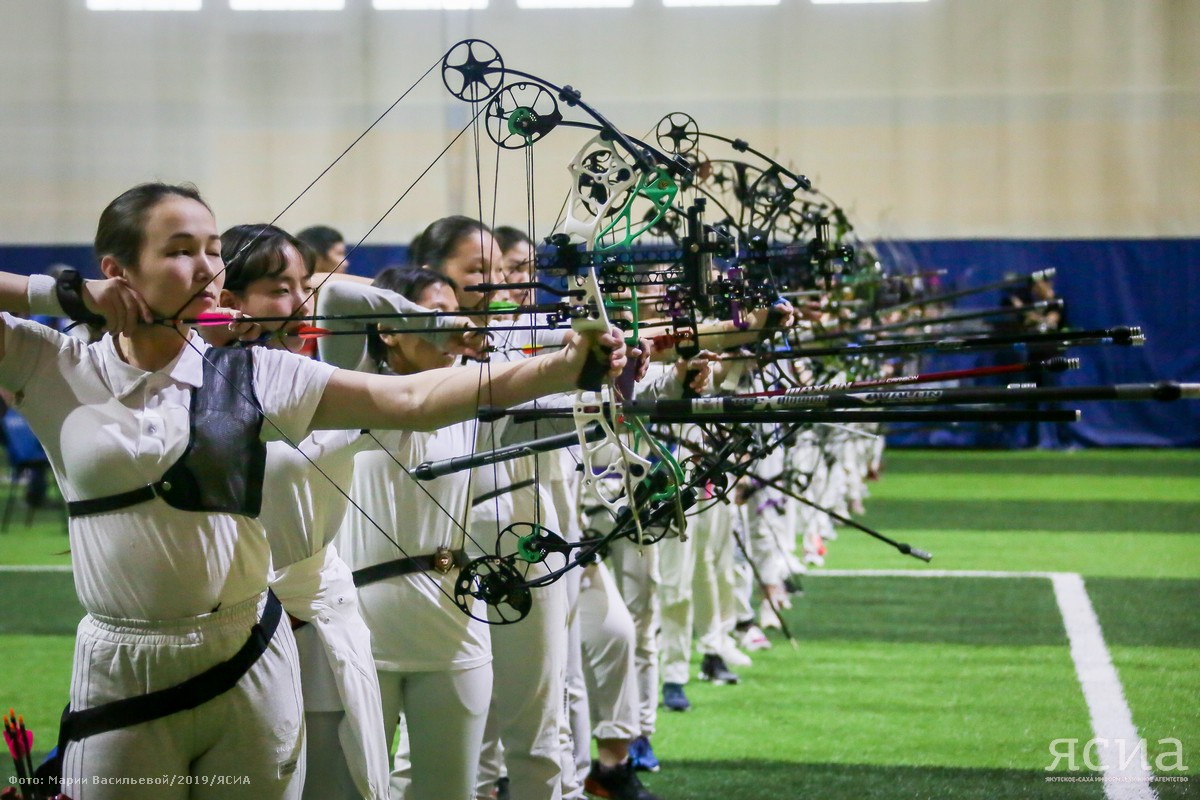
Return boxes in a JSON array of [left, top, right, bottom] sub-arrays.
[[561, 567, 589, 799], [378, 664, 492, 800], [63, 593, 304, 800], [607, 538, 660, 738], [302, 710, 359, 799], [578, 562, 639, 741], [473, 521, 568, 800], [659, 502, 738, 685]]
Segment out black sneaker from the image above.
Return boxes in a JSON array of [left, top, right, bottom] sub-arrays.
[[698, 653, 739, 685], [584, 759, 661, 800]]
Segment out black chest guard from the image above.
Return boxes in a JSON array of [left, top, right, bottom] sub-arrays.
[[67, 348, 267, 518]]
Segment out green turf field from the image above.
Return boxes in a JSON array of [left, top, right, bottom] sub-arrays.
[[1, 449, 1197, 798]]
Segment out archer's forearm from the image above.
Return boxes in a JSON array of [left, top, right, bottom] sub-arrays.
[[0, 273, 32, 316], [311, 350, 578, 432]]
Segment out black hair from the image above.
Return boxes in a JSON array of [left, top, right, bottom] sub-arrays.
[[220, 224, 315, 295], [296, 225, 344, 258], [409, 216, 491, 273], [366, 267, 459, 367], [492, 226, 533, 255], [94, 182, 211, 268]]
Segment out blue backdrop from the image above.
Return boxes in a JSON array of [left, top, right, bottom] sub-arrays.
[[3, 238, 1197, 447], [874, 239, 1200, 448]]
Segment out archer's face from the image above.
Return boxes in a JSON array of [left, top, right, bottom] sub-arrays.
[[222, 244, 314, 353], [318, 241, 348, 274], [117, 195, 224, 320], [438, 231, 499, 313], [385, 282, 459, 373], [501, 240, 535, 307]]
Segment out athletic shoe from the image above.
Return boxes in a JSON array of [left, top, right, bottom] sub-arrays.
[[698, 653, 739, 685], [739, 624, 773, 652], [719, 643, 753, 668], [628, 735, 661, 773], [661, 682, 690, 711], [495, 776, 510, 800], [584, 758, 661, 800]]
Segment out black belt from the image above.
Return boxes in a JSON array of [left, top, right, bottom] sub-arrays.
[[471, 478, 535, 508], [352, 549, 469, 588], [60, 590, 283, 743], [67, 482, 165, 517], [38, 591, 284, 795]]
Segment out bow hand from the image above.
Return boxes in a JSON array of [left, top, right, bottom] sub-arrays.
[[441, 316, 489, 360], [566, 326, 627, 391], [676, 351, 715, 398], [747, 299, 796, 339]]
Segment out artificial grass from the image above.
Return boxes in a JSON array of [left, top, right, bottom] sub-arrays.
[[875, 451, 1200, 477], [858, 499, 1199, 533], [640, 759, 1106, 800], [1107, 646, 1200, 800], [1084, 578, 1200, 648], [654, 639, 1094, 770], [785, 575, 1069, 647], [823, 528, 1200, 580], [0, 448, 1196, 798], [866, 473, 1200, 502], [0, 635, 73, 774], [0, 572, 79, 636]]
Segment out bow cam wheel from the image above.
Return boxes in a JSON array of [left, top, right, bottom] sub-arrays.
[[655, 112, 700, 157], [454, 555, 532, 625], [442, 39, 504, 103], [486, 83, 562, 149], [496, 522, 571, 575]]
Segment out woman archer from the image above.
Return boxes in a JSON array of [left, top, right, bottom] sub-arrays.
[[0, 182, 626, 800]]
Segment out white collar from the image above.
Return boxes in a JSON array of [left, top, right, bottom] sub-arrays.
[[96, 331, 209, 400]]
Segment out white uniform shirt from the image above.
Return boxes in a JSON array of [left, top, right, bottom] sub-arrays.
[[336, 421, 490, 672], [262, 431, 366, 568], [0, 314, 335, 621]]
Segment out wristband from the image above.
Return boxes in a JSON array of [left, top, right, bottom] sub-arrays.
[[54, 268, 107, 327], [26, 274, 66, 318]]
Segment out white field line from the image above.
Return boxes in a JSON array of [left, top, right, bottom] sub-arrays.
[[809, 569, 1158, 800], [0, 564, 72, 572]]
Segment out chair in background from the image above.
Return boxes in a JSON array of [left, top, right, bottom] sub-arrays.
[[1, 409, 55, 531]]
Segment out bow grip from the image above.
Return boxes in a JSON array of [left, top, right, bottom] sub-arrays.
[[575, 346, 610, 392]]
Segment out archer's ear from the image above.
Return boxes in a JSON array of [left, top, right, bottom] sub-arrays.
[[378, 331, 403, 351], [99, 255, 125, 280], [219, 289, 242, 311]]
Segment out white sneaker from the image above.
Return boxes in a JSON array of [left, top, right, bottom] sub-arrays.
[[739, 625, 773, 652], [719, 643, 753, 667]]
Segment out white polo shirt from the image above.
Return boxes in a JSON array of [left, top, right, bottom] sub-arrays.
[[0, 313, 336, 622], [337, 421, 491, 672]]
